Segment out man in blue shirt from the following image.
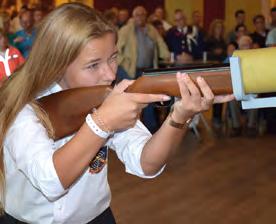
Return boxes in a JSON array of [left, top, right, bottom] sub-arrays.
[[14, 9, 36, 58]]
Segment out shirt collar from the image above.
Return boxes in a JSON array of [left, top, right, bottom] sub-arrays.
[[177, 26, 187, 34], [37, 82, 63, 99], [135, 25, 147, 34]]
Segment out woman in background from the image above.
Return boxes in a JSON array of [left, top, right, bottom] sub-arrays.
[[205, 19, 227, 135]]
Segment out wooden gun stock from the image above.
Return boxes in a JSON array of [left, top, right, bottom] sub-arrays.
[[38, 64, 232, 140]]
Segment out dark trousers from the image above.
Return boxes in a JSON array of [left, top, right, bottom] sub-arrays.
[[212, 104, 223, 125], [87, 207, 116, 224], [2, 207, 116, 224], [1, 213, 26, 224]]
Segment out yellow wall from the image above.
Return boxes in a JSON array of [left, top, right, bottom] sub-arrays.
[[165, 0, 261, 33], [165, 0, 204, 25], [225, 0, 261, 34], [50, 0, 263, 34], [271, 0, 276, 5]]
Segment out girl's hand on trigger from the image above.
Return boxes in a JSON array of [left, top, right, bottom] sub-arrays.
[[97, 79, 171, 131], [172, 72, 234, 123]]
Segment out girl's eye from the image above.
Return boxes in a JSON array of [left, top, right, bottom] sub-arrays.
[[88, 63, 99, 70]]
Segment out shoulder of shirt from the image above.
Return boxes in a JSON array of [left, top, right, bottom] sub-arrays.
[[146, 24, 160, 39], [119, 21, 134, 33], [8, 46, 20, 53], [10, 104, 38, 129], [167, 26, 178, 33]]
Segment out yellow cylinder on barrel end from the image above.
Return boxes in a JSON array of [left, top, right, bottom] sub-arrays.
[[233, 47, 276, 94]]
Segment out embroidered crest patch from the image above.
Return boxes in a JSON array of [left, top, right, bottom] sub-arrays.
[[89, 146, 108, 174]]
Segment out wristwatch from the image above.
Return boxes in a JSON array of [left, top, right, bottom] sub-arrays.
[[168, 112, 192, 129]]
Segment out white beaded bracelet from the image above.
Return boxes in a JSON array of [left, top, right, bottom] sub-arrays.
[[85, 114, 110, 139]]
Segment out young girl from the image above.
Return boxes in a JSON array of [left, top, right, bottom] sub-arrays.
[[0, 3, 233, 224]]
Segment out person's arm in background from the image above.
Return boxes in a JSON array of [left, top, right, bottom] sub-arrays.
[[117, 25, 128, 66], [14, 47, 25, 65], [152, 25, 170, 61], [164, 28, 173, 53], [193, 29, 205, 60], [116, 23, 137, 77]]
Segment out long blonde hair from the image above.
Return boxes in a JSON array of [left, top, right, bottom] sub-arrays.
[[0, 3, 116, 211], [208, 19, 225, 40]]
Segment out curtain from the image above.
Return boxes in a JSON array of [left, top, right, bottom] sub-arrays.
[[204, 0, 225, 31]]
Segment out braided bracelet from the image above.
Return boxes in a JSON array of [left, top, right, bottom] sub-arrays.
[[92, 108, 112, 133]]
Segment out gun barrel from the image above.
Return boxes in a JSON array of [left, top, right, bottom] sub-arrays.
[[127, 65, 232, 96]]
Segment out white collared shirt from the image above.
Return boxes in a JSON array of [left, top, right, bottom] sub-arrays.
[[4, 83, 163, 224]]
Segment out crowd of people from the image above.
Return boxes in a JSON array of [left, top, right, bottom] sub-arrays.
[[0, 4, 46, 81], [0, 4, 275, 136], [105, 6, 276, 137]]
